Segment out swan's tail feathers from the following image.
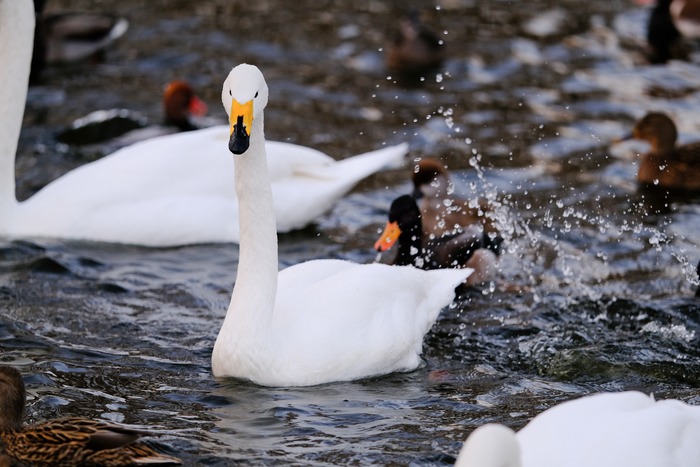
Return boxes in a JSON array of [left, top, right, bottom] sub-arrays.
[[421, 267, 473, 316], [294, 143, 408, 181]]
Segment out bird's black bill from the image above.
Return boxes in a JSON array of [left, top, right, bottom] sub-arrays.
[[229, 115, 250, 154]]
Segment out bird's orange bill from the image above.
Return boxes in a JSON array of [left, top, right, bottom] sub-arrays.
[[374, 221, 401, 252], [188, 95, 208, 117], [230, 99, 253, 137]]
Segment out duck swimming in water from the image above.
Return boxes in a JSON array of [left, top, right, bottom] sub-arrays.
[[375, 195, 502, 287], [0, 366, 180, 466], [385, 10, 445, 75], [621, 112, 700, 191]]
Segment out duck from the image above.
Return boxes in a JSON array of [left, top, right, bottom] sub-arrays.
[[385, 10, 445, 75], [162, 80, 209, 132], [211, 64, 472, 387], [620, 112, 700, 190], [411, 158, 499, 238], [374, 195, 502, 286], [1, 0, 408, 247], [0, 366, 180, 466], [637, 0, 700, 63], [30, 0, 129, 82], [57, 80, 209, 147], [455, 391, 700, 467]]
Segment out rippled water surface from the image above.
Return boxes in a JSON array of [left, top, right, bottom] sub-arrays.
[[9, 0, 700, 465]]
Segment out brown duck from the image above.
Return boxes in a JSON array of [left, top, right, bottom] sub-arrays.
[[411, 158, 498, 237], [385, 11, 445, 74], [375, 195, 502, 286], [623, 112, 700, 190], [0, 366, 180, 467]]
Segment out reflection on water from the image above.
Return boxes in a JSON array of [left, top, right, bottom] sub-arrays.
[[7, 0, 700, 465]]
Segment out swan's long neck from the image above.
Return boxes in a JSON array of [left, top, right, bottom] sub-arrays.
[[0, 0, 34, 216], [227, 113, 278, 335]]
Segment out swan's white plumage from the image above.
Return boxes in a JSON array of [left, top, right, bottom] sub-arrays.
[[456, 391, 700, 467], [211, 64, 472, 387], [12, 127, 406, 245], [455, 424, 521, 467], [0, 0, 407, 246]]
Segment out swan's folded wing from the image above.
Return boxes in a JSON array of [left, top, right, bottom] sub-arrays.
[[269, 263, 471, 382]]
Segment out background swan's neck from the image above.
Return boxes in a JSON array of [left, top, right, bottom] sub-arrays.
[[228, 113, 278, 333], [0, 0, 34, 214]]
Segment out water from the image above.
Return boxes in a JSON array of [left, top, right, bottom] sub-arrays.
[[7, 0, 700, 465]]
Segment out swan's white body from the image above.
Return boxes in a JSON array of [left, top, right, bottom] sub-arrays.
[[211, 64, 472, 387], [456, 391, 700, 467], [0, 0, 406, 246]]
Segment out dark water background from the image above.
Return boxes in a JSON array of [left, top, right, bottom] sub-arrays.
[[7, 0, 700, 465]]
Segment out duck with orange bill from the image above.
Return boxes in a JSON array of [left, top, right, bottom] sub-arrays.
[[375, 195, 502, 287]]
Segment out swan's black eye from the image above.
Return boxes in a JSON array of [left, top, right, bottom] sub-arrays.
[[229, 90, 232, 96], [255, 91, 259, 98]]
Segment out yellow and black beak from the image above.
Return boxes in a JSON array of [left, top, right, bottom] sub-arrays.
[[374, 221, 402, 252], [229, 99, 254, 154]]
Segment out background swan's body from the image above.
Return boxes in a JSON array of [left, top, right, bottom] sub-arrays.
[[212, 64, 472, 387], [10, 126, 406, 245], [0, 0, 406, 247], [456, 391, 700, 467]]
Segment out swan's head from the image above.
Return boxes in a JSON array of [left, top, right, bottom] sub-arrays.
[[221, 64, 269, 155], [455, 424, 521, 467]]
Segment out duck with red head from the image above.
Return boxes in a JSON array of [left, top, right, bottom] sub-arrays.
[[0, 366, 180, 466], [163, 80, 208, 131], [58, 80, 209, 147]]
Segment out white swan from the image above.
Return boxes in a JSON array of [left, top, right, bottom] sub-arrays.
[[0, 0, 407, 247], [456, 391, 700, 467], [211, 64, 472, 387]]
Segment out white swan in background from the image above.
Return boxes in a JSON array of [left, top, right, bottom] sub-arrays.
[[0, 0, 407, 247], [211, 64, 471, 387], [456, 391, 700, 467]]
